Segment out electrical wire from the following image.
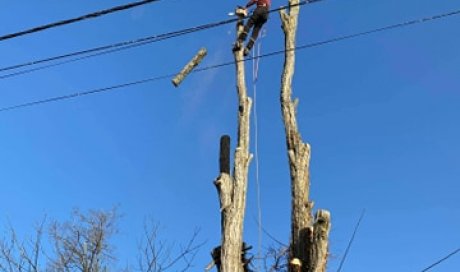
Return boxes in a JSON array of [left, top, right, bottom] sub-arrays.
[[0, 0, 326, 79], [0, 18, 237, 75], [1, 7, 459, 113], [257, 8, 460, 60], [0, 0, 161, 42], [420, 248, 460, 272], [0, 30, 200, 80], [336, 210, 365, 272], [0, 73, 174, 113]]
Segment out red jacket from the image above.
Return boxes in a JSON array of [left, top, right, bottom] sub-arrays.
[[246, 0, 271, 8]]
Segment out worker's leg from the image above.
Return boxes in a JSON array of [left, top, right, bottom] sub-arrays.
[[238, 16, 256, 43], [244, 8, 268, 54], [246, 24, 263, 51], [233, 11, 258, 51]]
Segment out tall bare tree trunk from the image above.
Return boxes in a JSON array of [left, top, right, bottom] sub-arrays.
[[212, 15, 252, 272], [279, 2, 331, 272]]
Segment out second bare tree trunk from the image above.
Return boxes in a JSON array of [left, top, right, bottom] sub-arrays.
[[279, 1, 331, 272]]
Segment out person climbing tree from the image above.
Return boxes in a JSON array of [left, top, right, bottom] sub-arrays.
[[233, 0, 271, 56]]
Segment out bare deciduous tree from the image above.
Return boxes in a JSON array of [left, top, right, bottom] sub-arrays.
[[137, 221, 202, 272], [279, 1, 331, 272], [48, 209, 117, 272], [0, 219, 45, 272], [263, 245, 289, 272], [211, 2, 332, 271], [0, 210, 203, 272]]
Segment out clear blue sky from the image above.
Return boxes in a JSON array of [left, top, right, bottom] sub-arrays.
[[0, 0, 459, 271]]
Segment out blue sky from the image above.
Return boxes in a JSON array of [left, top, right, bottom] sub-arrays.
[[0, 0, 459, 271]]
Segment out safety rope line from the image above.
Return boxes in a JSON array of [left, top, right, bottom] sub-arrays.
[[251, 28, 265, 272]]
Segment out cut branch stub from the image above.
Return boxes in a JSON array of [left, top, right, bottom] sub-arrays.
[[310, 210, 331, 272], [220, 135, 231, 174], [214, 173, 232, 213], [215, 135, 233, 212]]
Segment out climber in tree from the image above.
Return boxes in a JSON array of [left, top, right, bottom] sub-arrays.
[[233, 0, 271, 56]]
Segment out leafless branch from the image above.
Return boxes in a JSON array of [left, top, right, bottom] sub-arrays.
[[0, 217, 46, 272], [260, 245, 289, 272], [137, 220, 203, 272], [48, 208, 118, 272]]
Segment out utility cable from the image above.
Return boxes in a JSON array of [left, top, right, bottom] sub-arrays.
[[0, 18, 236, 75], [257, 8, 460, 61], [0, 73, 174, 112], [0, 0, 326, 79], [1, 7, 459, 113], [420, 248, 460, 272], [0, 30, 199, 80], [0, 0, 161, 42], [336, 210, 365, 272]]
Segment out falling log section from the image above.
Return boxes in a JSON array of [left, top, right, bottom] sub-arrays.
[[172, 47, 207, 87]]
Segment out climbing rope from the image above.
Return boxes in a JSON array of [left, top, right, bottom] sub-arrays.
[[251, 28, 266, 272]]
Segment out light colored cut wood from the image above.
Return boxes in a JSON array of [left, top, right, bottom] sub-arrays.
[[172, 47, 207, 87]]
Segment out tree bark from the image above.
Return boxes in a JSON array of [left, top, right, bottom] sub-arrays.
[[279, 1, 331, 272], [172, 47, 207, 87], [213, 15, 252, 272]]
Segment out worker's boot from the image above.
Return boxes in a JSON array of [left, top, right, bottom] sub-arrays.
[[232, 40, 243, 52], [244, 38, 256, 57], [243, 47, 251, 57], [233, 30, 249, 52]]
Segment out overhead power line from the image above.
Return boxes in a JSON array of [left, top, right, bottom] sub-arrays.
[[0, 19, 237, 80], [336, 210, 365, 272], [0, 0, 325, 79], [0, 7, 459, 113], [420, 248, 460, 272], [0, 73, 175, 113], [0, 0, 161, 42]]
